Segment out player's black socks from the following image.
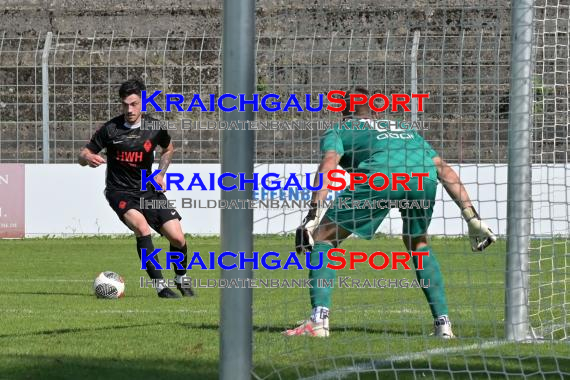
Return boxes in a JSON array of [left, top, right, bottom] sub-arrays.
[[170, 243, 188, 276], [136, 235, 164, 280]]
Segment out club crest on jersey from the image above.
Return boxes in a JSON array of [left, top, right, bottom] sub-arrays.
[[143, 139, 152, 152], [118, 200, 127, 209]]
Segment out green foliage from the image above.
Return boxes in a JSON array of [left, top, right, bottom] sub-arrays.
[[256, 76, 268, 92], [533, 75, 555, 115]]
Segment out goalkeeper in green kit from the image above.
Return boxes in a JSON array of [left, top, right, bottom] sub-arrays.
[[283, 87, 496, 338]]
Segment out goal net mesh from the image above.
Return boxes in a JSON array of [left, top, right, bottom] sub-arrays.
[[249, 1, 569, 379]]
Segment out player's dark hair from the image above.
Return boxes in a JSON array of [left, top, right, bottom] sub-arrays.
[[119, 79, 146, 99], [342, 87, 370, 117]]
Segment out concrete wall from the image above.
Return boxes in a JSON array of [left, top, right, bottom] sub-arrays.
[[0, 0, 509, 36]]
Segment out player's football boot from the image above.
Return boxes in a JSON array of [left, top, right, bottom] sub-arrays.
[[282, 318, 330, 337], [157, 287, 181, 299], [434, 315, 455, 339], [175, 281, 195, 297]]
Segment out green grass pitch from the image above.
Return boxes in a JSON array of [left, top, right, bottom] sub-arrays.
[[0, 236, 568, 380]]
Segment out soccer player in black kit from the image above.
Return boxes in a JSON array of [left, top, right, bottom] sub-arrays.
[[78, 79, 193, 298]]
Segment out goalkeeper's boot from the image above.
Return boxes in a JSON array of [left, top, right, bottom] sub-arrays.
[[434, 315, 455, 339], [157, 287, 181, 299], [175, 281, 195, 297], [282, 318, 330, 337]]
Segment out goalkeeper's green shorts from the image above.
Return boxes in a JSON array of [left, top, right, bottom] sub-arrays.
[[323, 177, 437, 240]]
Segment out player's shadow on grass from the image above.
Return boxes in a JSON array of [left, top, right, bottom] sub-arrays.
[[0, 290, 93, 297], [0, 322, 159, 339], [0, 290, 147, 298], [260, 325, 426, 337]]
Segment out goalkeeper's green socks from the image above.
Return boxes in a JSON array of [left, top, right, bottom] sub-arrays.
[[413, 245, 449, 319], [308, 242, 449, 320], [308, 242, 336, 309]]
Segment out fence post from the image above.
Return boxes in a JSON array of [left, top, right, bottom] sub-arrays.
[[411, 30, 420, 124], [42, 32, 52, 163]]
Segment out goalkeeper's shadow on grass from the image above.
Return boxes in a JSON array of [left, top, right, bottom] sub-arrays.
[[182, 323, 425, 337]]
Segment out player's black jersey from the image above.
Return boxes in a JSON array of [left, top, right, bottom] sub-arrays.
[[85, 115, 171, 192]]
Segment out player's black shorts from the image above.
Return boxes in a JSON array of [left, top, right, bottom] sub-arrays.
[[105, 189, 182, 234]]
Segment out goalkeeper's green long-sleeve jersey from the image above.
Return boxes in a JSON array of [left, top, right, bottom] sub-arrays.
[[320, 118, 439, 182]]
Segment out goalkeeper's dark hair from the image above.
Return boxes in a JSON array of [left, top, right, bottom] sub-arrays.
[[342, 86, 371, 117], [119, 79, 146, 99]]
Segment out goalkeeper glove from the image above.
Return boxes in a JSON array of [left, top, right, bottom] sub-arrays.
[[462, 206, 497, 252], [295, 202, 323, 254]]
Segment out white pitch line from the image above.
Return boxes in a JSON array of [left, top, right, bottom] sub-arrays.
[[92, 309, 209, 314], [300, 340, 508, 380]]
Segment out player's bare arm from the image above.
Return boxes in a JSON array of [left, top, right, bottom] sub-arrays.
[[433, 156, 496, 251], [78, 147, 106, 168], [433, 156, 473, 210], [155, 142, 174, 191], [310, 150, 341, 204]]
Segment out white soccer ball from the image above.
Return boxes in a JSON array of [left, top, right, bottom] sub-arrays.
[[93, 271, 125, 299]]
